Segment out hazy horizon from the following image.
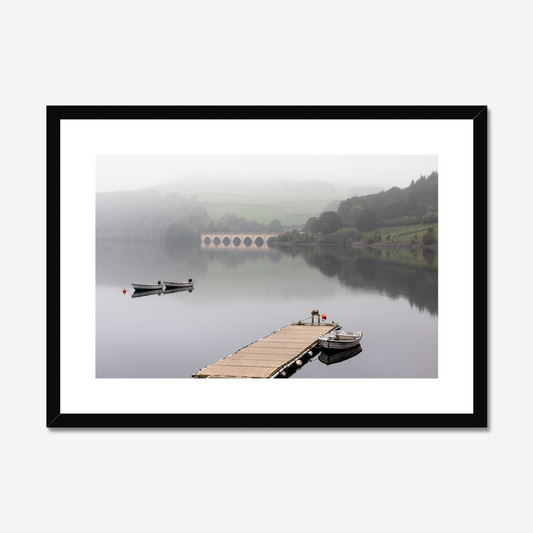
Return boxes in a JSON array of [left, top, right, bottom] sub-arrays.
[[95, 154, 438, 193]]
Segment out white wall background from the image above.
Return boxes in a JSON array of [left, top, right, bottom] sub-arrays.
[[1, 1, 525, 532]]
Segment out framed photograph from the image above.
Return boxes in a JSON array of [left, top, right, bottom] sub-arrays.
[[47, 105, 487, 428]]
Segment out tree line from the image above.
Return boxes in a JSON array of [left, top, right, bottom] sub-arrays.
[[96, 190, 209, 241], [268, 172, 438, 245], [96, 189, 285, 243], [337, 171, 438, 229]]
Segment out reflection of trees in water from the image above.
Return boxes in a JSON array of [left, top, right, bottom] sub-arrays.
[[423, 248, 435, 266], [164, 241, 201, 260], [96, 240, 437, 316], [311, 250, 342, 278], [96, 240, 209, 287], [207, 249, 260, 269], [96, 240, 286, 286], [166, 242, 270, 271], [278, 245, 438, 316], [202, 247, 285, 269], [269, 251, 283, 263]]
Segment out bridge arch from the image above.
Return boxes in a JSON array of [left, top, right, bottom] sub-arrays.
[[201, 232, 280, 247]]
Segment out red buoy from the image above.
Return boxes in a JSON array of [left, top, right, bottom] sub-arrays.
[[123, 289, 127, 294], [322, 314, 327, 321]]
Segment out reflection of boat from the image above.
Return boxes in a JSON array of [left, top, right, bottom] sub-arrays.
[[318, 329, 363, 350], [163, 286, 194, 295], [132, 282, 164, 291], [131, 288, 163, 298], [163, 279, 194, 289], [319, 344, 363, 365]]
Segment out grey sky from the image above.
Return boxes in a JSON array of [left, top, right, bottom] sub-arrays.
[[95, 154, 438, 193]]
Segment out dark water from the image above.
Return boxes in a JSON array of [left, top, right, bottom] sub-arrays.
[[96, 240, 438, 378]]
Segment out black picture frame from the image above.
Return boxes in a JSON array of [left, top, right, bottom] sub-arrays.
[[47, 105, 487, 428]]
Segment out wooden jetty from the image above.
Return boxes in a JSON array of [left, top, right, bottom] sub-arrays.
[[193, 313, 339, 379]]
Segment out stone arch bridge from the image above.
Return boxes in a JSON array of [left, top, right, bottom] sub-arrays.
[[201, 233, 280, 247]]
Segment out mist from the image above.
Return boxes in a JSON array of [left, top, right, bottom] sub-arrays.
[[96, 154, 438, 193]]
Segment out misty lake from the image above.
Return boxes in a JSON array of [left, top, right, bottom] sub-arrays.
[[96, 239, 438, 379]]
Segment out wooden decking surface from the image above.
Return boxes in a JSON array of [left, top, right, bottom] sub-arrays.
[[193, 323, 337, 378]]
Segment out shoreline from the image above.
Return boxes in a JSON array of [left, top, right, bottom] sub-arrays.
[[353, 241, 438, 250], [269, 241, 438, 251]]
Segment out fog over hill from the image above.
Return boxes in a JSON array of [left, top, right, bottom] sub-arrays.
[[96, 154, 437, 193]]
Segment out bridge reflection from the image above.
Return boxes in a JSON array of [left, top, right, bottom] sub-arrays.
[[201, 238, 268, 251]]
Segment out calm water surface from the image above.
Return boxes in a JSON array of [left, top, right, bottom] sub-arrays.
[[96, 240, 438, 378]]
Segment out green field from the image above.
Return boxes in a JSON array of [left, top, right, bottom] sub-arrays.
[[362, 223, 438, 243], [204, 205, 305, 226], [175, 186, 352, 225]]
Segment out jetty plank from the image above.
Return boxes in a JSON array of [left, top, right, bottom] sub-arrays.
[[193, 323, 337, 378]]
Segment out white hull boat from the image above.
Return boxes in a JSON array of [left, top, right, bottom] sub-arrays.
[[318, 329, 363, 350], [132, 282, 164, 291], [163, 279, 194, 289]]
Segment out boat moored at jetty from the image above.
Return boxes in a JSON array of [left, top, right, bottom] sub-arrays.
[[318, 329, 363, 351]]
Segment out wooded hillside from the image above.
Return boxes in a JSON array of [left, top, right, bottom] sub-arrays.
[[337, 171, 438, 229]]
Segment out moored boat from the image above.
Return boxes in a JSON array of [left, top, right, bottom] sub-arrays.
[[318, 329, 363, 350], [132, 282, 164, 291], [163, 279, 194, 289]]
